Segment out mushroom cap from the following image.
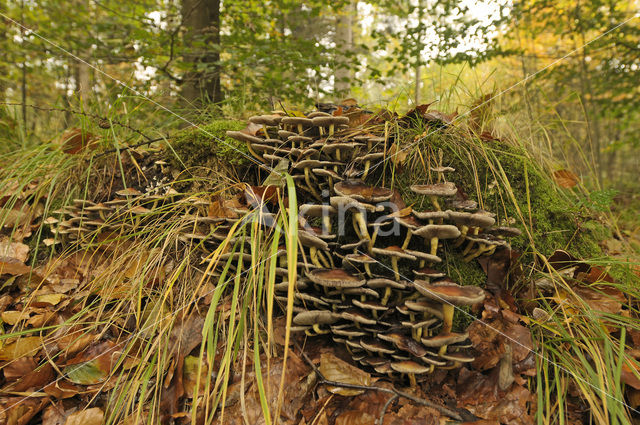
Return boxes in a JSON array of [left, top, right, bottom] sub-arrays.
[[307, 268, 365, 288], [413, 224, 461, 240], [352, 299, 388, 311], [465, 234, 509, 247], [412, 210, 449, 221], [367, 278, 407, 290], [340, 287, 380, 298], [403, 299, 443, 318], [306, 111, 331, 118], [390, 360, 431, 374], [116, 188, 143, 197], [298, 229, 329, 250], [448, 199, 478, 211], [360, 338, 395, 354], [311, 116, 350, 126], [249, 114, 282, 126], [332, 326, 367, 338], [379, 332, 428, 357], [413, 281, 486, 306], [340, 238, 370, 250], [410, 182, 457, 197], [341, 308, 377, 325], [293, 159, 341, 169], [420, 332, 469, 347], [278, 130, 297, 139], [299, 203, 336, 218], [371, 246, 417, 260], [446, 210, 496, 228], [295, 292, 329, 306], [293, 310, 339, 326], [226, 130, 264, 144], [334, 180, 393, 203], [361, 356, 388, 367], [440, 352, 475, 363], [430, 166, 455, 173], [330, 196, 382, 213], [343, 253, 377, 265], [413, 267, 446, 279], [312, 168, 343, 181], [281, 117, 313, 126], [403, 249, 442, 262], [486, 226, 522, 238]]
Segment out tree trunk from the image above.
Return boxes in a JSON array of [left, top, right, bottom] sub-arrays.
[[334, 1, 355, 99], [0, 0, 6, 102], [181, 0, 223, 106], [414, 0, 424, 106]]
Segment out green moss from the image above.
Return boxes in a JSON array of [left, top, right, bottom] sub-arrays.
[[395, 129, 605, 262], [168, 119, 250, 169]]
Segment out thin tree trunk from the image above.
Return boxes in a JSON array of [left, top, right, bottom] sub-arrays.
[[334, 0, 354, 99], [20, 0, 26, 133], [414, 0, 424, 106], [0, 0, 6, 102], [181, 0, 222, 106]]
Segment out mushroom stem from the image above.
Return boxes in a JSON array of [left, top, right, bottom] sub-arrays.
[[391, 257, 400, 280], [362, 160, 371, 179], [453, 225, 469, 247], [304, 168, 321, 200], [322, 215, 332, 234], [261, 124, 269, 138], [429, 237, 439, 256], [429, 195, 441, 211], [329, 124, 335, 136], [463, 243, 492, 262], [247, 142, 263, 161], [352, 212, 371, 252], [317, 250, 331, 268], [408, 373, 417, 388], [297, 124, 304, 134], [310, 247, 321, 267], [364, 263, 372, 277], [402, 229, 413, 250], [442, 303, 454, 334], [381, 287, 392, 306]]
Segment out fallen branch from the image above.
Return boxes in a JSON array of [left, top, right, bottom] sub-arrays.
[[294, 341, 474, 422]]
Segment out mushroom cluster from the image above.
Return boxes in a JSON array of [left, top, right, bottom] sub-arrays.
[[227, 111, 389, 200], [47, 104, 522, 385]]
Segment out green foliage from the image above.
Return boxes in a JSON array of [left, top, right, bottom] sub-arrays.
[[169, 119, 249, 168]]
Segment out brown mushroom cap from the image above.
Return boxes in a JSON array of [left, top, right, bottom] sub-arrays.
[[390, 360, 431, 374], [403, 249, 442, 262], [448, 199, 478, 210], [249, 114, 282, 126], [331, 325, 367, 337], [281, 117, 313, 127], [412, 210, 449, 221], [413, 224, 461, 240], [341, 308, 377, 325], [343, 253, 377, 265], [298, 229, 329, 250], [334, 180, 393, 203], [413, 267, 446, 279], [379, 332, 428, 357], [360, 339, 395, 354], [486, 226, 522, 238], [403, 299, 443, 318], [293, 310, 339, 326], [410, 182, 457, 197], [430, 166, 455, 173], [330, 196, 382, 213], [413, 281, 485, 306], [371, 246, 417, 261], [446, 210, 496, 228], [440, 352, 474, 363], [311, 116, 350, 126], [116, 188, 143, 197], [367, 278, 408, 290], [420, 332, 469, 347], [307, 268, 365, 288], [226, 130, 264, 144], [352, 299, 388, 311], [278, 130, 297, 139]]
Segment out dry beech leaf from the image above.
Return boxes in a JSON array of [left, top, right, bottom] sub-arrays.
[[0, 238, 29, 263], [0, 336, 42, 361], [553, 169, 579, 188], [60, 128, 98, 154], [2, 310, 29, 325], [183, 355, 208, 398], [334, 411, 375, 425], [0, 256, 31, 276], [63, 407, 104, 425], [386, 143, 407, 167], [319, 352, 370, 396]]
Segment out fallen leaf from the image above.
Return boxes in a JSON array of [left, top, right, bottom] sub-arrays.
[[0, 238, 29, 262], [319, 352, 370, 396], [64, 407, 104, 425], [0, 256, 31, 276], [183, 355, 208, 398], [2, 310, 29, 325], [61, 128, 98, 154], [63, 340, 120, 385], [553, 169, 579, 188], [0, 336, 42, 361], [335, 411, 375, 425]]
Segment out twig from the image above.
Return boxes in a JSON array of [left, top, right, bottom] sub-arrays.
[[293, 341, 466, 422], [1, 102, 155, 142], [378, 394, 398, 425], [95, 136, 168, 158]]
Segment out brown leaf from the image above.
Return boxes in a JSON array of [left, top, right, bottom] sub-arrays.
[[2, 357, 37, 381], [42, 402, 68, 425], [0, 238, 29, 263], [621, 362, 640, 390], [64, 407, 104, 425], [61, 128, 98, 154], [553, 169, 579, 188], [0, 336, 42, 361], [0, 397, 48, 425], [335, 411, 375, 425], [8, 362, 55, 392], [319, 352, 371, 396], [387, 143, 407, 167], [0, 256, 31, 276]]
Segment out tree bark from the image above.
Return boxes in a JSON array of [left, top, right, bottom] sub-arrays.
[[334, 1, 355, 99], [181, 0, 223, 106]]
